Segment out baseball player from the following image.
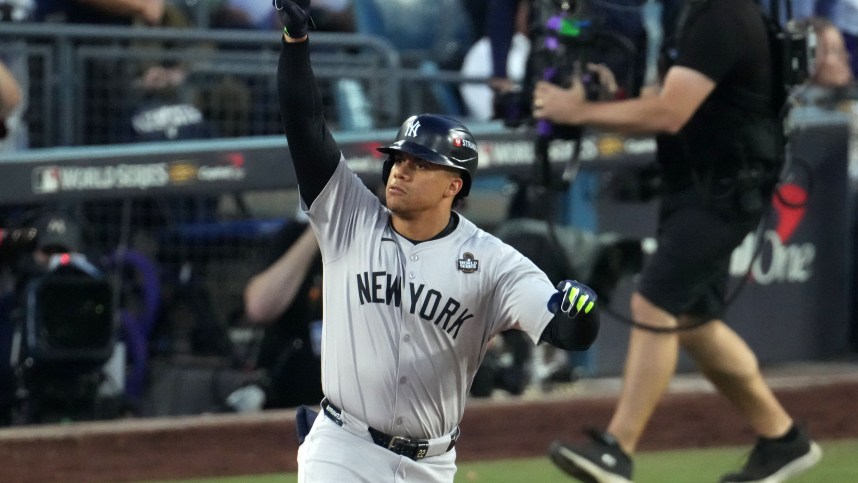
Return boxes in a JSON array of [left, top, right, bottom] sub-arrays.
[[274, 1, 601, 481]]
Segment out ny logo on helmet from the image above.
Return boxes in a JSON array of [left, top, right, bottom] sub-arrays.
[[404, 120, 421, 138]]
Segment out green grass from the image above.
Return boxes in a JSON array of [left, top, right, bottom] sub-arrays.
[[146, 439, 858, 483]]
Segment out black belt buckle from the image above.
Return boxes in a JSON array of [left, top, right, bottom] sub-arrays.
[[387, 435, 429, 461]]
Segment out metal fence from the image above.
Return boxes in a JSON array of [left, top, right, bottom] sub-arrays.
[[1, 23, 479, 148]]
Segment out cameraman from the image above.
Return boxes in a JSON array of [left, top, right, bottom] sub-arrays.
[[534, 0, 822, 482], [1, 210, 85, 423]]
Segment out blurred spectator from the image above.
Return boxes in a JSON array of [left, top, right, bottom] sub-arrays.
[[460, 0, 530, 121], [80, 4, 217, 245], [197, 2, 274, 139], [211, 0, 353, 32], [0, 60, 22, 141], [35, 0, 164, 25], [210, 0, 278, 30], [764, 0, 856, 79], [120, 3, 212, 140], [0, 0, 33, 152], [209, 1, 357, 135], [788, 15, 856, 140], [806, 16, 854, 89], [34, 0, 168, 145], [307, 0, 354, 32], [0, 0, 31, 22], [121, 59, 221, 222], [122, 63, 218, 142], [243, 220, 324, 409], [817, 0, 858, 78]]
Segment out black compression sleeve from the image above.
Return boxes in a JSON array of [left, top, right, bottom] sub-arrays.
[[539, 309, 600, 351], [277, 39, 342, 206]]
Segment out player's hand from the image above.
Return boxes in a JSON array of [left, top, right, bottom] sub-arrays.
[[273, 0, 311, 39], [548, 280, 596, 318]]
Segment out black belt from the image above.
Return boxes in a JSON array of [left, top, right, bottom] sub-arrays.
[[321, 398, 459, 461]]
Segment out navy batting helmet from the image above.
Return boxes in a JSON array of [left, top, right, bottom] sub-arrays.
[[378, 114, 479, 198]]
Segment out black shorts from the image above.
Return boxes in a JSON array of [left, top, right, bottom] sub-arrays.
[[637, 188, 761, 319]]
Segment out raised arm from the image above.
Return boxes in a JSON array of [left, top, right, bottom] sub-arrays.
[[275, 0, 341, 206]]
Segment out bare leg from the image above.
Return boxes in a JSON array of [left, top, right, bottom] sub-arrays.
[[606, 292, 679, 454], [679, 320, 792, 438]]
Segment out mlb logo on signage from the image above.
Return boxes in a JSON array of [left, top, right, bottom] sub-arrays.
[[32, 166, 61, 194]]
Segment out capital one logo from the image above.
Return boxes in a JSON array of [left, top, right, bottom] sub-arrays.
[[729, 183, 815, 284], [404, 120, 420, 138]]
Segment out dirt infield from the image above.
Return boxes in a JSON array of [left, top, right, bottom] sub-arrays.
[[1, 364, 857, 483]]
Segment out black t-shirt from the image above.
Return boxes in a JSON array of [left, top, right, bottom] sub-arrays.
[[256, 221, 323, 351], [255, 221, 324, 408], [656, 0, 774, 192]]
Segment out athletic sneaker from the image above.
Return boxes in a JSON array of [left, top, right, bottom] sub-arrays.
[[720, 426, 822, 483], [548, 429, 633, 483]]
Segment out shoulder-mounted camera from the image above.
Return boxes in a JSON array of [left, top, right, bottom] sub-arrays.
[[15, 252, 115, 372], [495, 0, 636, 137]]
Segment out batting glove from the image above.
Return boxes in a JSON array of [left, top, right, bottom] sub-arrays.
[[548, 280, 597, 318], [273, 0, 311, 39]]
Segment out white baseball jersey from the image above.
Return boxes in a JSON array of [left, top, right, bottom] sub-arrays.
[[304, 157, 556, 441]]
